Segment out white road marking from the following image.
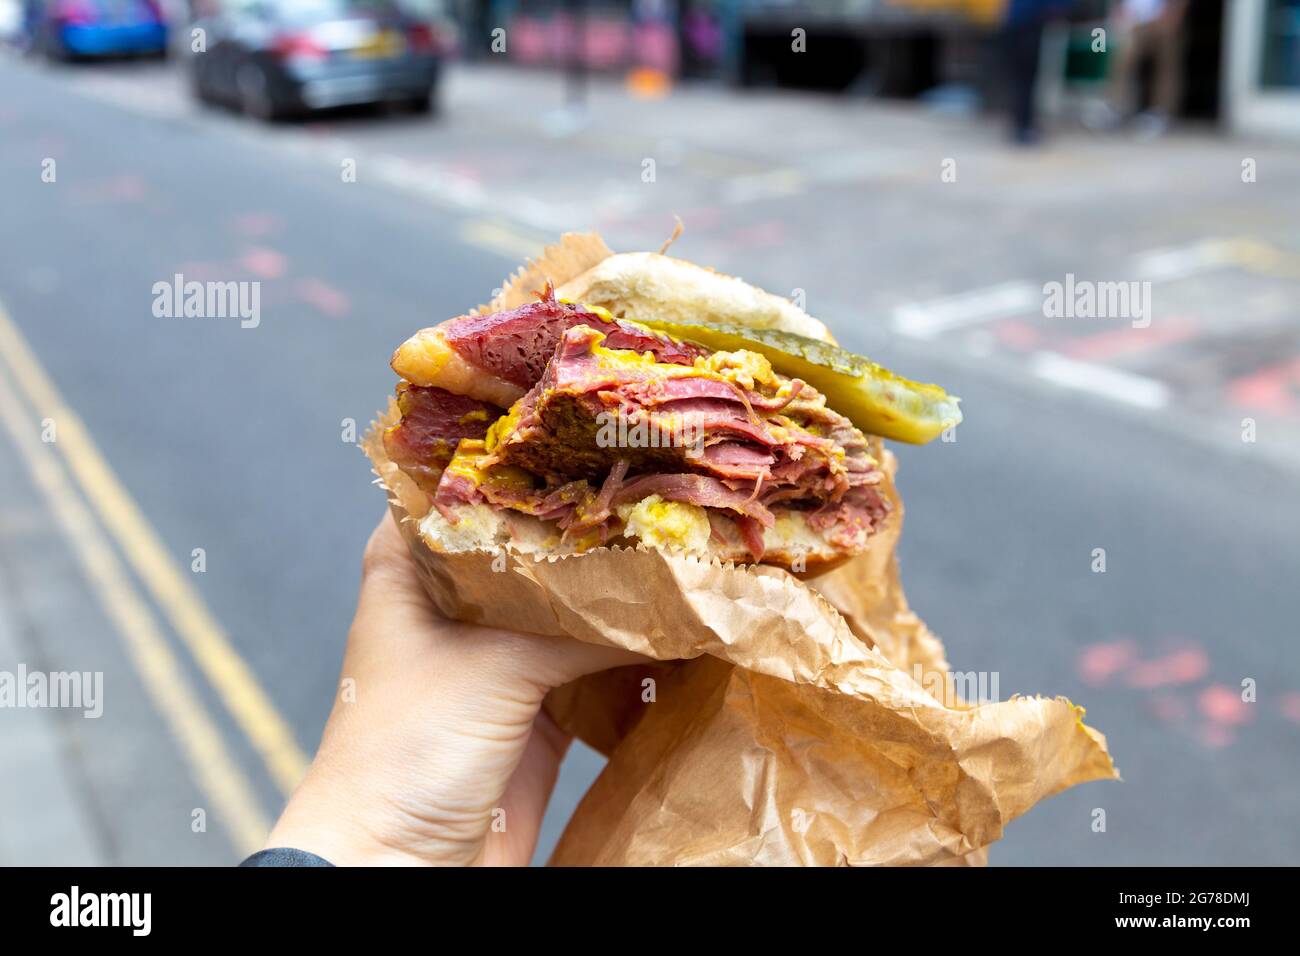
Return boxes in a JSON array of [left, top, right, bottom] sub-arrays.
[[459, 218, 558, 261], [892, 281, 1040, 339], [68, 72, 188, 118], [1029, 351, 1170, 410], [721, 169, 804, 204], [1131, 239, 1235, 282], [369, 152, 486, 210]]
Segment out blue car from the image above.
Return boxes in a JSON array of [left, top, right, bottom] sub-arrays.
[[26, 0, 169, 59]]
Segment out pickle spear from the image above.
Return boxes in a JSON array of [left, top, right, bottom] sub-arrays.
[[636, 319, 962, 444]]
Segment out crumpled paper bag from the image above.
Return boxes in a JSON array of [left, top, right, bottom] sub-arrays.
[[363, 233, 1117, 866]]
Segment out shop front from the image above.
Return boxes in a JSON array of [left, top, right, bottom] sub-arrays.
[[1225, 0, 1300, 136]]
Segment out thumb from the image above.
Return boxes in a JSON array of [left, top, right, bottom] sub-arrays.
[[356, 511, 646, 692]]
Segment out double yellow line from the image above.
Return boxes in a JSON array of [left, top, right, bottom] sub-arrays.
[[0, 299, 309, 856]]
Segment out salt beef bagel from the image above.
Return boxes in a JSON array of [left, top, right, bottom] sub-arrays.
[[374, 248, 957, 577]]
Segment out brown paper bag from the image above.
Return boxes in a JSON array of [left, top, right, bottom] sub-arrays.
[[363, 234, 1117, 866]]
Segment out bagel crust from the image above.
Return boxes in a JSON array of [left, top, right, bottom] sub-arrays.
[[415, 498, 866, 578], [555, 252, 836, 344]]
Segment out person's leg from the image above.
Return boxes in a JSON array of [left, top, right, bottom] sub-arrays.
[[1005, 19, 1046, 142], [1105, 20, 1146, 116], [1150, 17, 1185, 117]]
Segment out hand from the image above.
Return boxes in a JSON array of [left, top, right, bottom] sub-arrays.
[[264, 512, 641, 866]]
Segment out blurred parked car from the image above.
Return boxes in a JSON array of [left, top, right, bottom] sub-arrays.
[[24, 0, 169, 60], [189, 0, 443, 119]]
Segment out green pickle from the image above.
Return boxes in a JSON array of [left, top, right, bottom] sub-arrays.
[[637, 319, 962, 445]]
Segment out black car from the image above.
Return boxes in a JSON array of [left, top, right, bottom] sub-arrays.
[[189, 0, 442, 119]]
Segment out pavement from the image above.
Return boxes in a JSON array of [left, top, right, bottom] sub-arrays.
[[1, 51, 1298, 866]]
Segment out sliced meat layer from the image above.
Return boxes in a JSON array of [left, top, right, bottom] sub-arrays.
[[487, 326, 872, 494], [445, 287, 702, 388], [391, 286, 704, 408], [383, 384, 504, 494]]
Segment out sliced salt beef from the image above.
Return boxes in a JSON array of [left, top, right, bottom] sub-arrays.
[[442, 285, 703, 391], [406, 303, 891, 560], [384, 384, 504, 495], [488, 326, 867, 497], [468, 325, 891, 554], [701, 441, 778, 479], [611, 473, 774, 526], [806, 488, 891, 551], [488, 326, 779, 481], [733, 515, 769, 560]]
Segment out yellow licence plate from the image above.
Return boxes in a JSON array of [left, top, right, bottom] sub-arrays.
[[353, 32, 404, 60]]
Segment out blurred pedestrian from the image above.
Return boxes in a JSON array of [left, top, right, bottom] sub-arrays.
[[1092, 0, 1189, 137], [1001, 0, 1073, 145]]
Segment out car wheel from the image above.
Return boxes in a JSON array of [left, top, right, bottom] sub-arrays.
[[40, 25, 69, 62], [236, 62, 280, 121], [404, 87, 436, 116], [191, 65, 215, 106]]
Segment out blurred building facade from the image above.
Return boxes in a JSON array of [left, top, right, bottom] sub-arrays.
[[451, 0, 1300, 136], [1226, 0, 1300, 135]]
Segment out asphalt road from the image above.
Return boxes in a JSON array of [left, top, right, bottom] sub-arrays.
[[1, 52, 1298, 866]]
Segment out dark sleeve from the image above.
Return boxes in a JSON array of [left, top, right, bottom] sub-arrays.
[[239, 848, 335, 867]]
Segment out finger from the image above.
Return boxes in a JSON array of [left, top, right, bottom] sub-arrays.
[[476, 709, 572, 866], [353, 510, 648, 691], [350, 511, 445, 648], [359, 510, 427, 601]]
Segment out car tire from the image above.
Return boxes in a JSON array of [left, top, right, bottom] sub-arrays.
[[191, 66, 215, 106], [405, 87, 436, 116], [39, 24, 69, 62], [236, 62, 282, 121]]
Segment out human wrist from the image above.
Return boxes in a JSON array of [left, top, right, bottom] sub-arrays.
[[265, 779, 439, 867], [265, 807, 428, 867]]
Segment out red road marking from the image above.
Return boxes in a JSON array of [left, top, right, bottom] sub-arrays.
[[240, 247, 288, 279], [1194, 683, 1255, 748], [1078, 640, 1138, 686], [1125, 647, 1210, 689], [1197, 684, 1254, 726], [1226, 356, 1300, 417], [295, 278, 349, 317], [1280, 691, 1300, 724], [1062, 316, 1198, 362], [993, 318, 1043, 351]]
